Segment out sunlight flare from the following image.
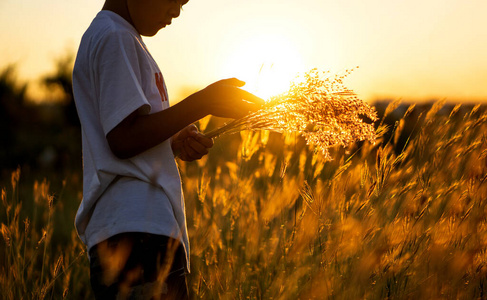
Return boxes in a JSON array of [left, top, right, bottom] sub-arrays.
[[220, 33, 305, 100]]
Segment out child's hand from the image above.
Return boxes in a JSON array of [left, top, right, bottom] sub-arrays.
[[196, 78, 265, 119], [172, 124, 213, 161]]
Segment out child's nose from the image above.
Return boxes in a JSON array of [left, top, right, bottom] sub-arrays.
[[170, 5, 181, 18]]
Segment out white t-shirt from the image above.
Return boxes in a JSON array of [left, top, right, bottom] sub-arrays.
[[72, 10, 190, 271]]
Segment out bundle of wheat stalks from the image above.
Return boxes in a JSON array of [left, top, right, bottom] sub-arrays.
[[205, 68, 378, 160]]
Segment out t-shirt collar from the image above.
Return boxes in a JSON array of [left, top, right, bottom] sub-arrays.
[[98, 10, 140, 37]]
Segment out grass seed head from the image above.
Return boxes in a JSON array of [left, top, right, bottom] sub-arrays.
[[11, 167, 20, 191], [245, 69, 378, 159], [1, 188, 6, 207], [206, 69, 377, 161], [1, 223, 11, 247], [205, 69, 377, 160]]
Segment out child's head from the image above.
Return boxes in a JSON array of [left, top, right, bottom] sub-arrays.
[[126, 0, 189, 36]]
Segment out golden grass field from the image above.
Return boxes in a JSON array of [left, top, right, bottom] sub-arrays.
[[1, 101, 487, 299]]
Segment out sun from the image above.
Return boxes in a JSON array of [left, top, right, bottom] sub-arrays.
[[220, 33, 305, 101]]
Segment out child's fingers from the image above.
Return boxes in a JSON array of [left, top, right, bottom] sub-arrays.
[[226, 101, 263, 119], [217, 80, 265, 106], [177, 124, 198, 140], [216, 78, 245, 87], [179, 148, 197, 161], [201, 78, 265, 119], [191, 132, 214, 148], [186, 137, 209, 156], [177, 136, 211, 161], [179, 144, 201, 161], [220, 86, 265, 117], [237, 89, 266, 107]]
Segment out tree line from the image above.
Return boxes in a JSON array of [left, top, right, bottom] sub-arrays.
[[0, 53, 81, 174]]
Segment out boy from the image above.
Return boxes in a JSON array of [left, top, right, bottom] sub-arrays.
[[72, 0, 264, 298]]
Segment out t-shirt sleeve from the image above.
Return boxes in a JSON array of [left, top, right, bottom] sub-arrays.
[[94, 30, 151, 136]]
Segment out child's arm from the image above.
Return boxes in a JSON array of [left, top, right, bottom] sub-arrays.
[[106, 78, 264, 159]]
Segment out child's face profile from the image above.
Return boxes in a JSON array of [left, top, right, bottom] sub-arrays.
[[127, 0, 187, 36]]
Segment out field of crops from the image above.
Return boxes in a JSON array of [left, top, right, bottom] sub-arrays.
[[1, 101, 487, 299]]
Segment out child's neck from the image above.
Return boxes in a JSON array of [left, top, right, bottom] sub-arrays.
[[102, 0, 134, 29]]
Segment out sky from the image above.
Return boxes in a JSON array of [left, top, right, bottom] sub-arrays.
[[1, 0, 486, 103]]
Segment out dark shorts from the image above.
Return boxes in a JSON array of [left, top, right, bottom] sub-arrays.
[[89, 232, 189, 300]]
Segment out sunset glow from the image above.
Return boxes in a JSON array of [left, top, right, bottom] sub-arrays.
[[0, 0, 486, 102], [220, 33, 305, 100], [2, 1, 487, 298]]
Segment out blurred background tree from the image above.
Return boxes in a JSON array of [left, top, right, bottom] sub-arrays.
[[42, 53, 79, 127], [0, 52, 80, 177], [0, 65, 28, 168]]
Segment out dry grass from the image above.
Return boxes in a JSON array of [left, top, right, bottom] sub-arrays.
[[205, 69, 377, 161], [0, 171, 88, 299], [1, 101, 487, 299]]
